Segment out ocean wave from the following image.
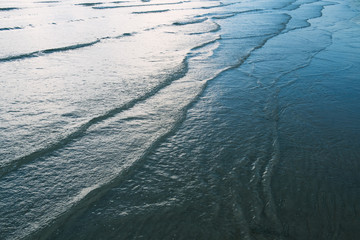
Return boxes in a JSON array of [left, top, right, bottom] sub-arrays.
[[92, 5, 121, 9], [0, 31, 138, 63], [0, 27, 22, 31], [197, 9, 264, 20], [200, 2, 237, 9], [112, 32, 136, 39], [211, 13, 236, 19], [190, 36, 221, 51], [32, 28, 294, 237], [0, 7, 19, 11], [0, 58, 189, 179], [0, 40, 100, 63], [76, 2, 104, 7], [41, 40, 100, 53], [132, 9, 170, 14], [111, 1, 130, 3], [2, 10, 296, 239], [173, 17, 208, 26], [93, 1, 183, 9], [35, 1, 60, 3], [188, 22, 221, 35]]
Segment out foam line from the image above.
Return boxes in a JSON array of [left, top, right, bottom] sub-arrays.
[[0, 27, 22, 31], [132, 9, 170, 14], [0, 40, 100, 63], [0, 31, 138, 63], [173, 17, 208, 26], [0, 7, 19, 11], [93, 2, 183, 9], [0, 58, 189, 179]]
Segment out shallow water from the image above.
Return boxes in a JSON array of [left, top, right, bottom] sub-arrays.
[[1, 0, 360, 239]]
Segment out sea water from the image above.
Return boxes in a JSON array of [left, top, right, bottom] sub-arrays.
[[1, 0, 360, 239]]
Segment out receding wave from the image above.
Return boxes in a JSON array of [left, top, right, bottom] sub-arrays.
[[93, 1, 183, 9], [111, 1, 130, 3], [188, 22, 221, 35], [42, 40, 100, 53], [200, 2, 236, 9], [0, 27, 22, 31], [92, 5, 120, 9], [0, 40, 100, 63], [0, 32, 139, 63], [0, 7, 19, 11], [209, 22, 221, 33], [132, 9, 170, 14], [112, 32, 136, 39], [190, 36, 221, 50], [0, 58, 189, 179], [173, 17, 208, 26], [76, 2, 104, 7], [121, 32, 134, 36], [198, 9, 263, 19], [211, 13, 236, 19], [35, 1, 60, 3]]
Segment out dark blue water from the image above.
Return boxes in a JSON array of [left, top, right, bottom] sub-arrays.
[[1, 0, 360, 239]]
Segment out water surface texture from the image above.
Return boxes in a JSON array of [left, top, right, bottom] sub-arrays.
[[1, 0, 360, 239]]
